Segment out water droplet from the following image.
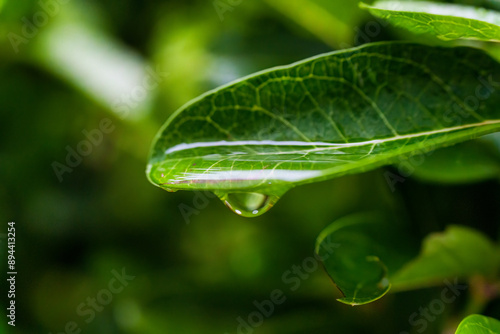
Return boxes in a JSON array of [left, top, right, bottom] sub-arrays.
[[215, 192, 281, 217], [164, 187, 178, 193]]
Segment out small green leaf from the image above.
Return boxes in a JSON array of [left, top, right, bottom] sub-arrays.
[[147, 43, 500, 217], [316, 220, 499, 305], [360, 1, 500, 42], [456, 314, 500, 334], [392, 226, 499, 291], [315, 213, 412, 305]]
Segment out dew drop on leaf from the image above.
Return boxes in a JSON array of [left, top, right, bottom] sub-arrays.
[[215, 191, 280, 217]]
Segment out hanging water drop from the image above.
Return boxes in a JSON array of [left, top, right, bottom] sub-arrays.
[[215, 192, 281, 217]]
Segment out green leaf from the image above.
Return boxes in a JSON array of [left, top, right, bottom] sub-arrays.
[[360, 1, 500, 42], [147, 42, 500, 217], [316, 219, 499, 305], [391, 226, 499, 291], [456, 314, 500, 334], [410, 140, 500, 184], [315, 213, 407, 305]]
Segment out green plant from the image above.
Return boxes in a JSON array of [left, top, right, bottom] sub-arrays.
[[147, 1, 500, 332]]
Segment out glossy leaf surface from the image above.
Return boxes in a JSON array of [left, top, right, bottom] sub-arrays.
[[147, 43, 500, 216]]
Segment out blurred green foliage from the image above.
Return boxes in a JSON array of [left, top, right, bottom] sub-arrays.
[[0, 0, 499, 333]]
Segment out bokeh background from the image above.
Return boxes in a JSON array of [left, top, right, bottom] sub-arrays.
[[1, 0, 500, 333]]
